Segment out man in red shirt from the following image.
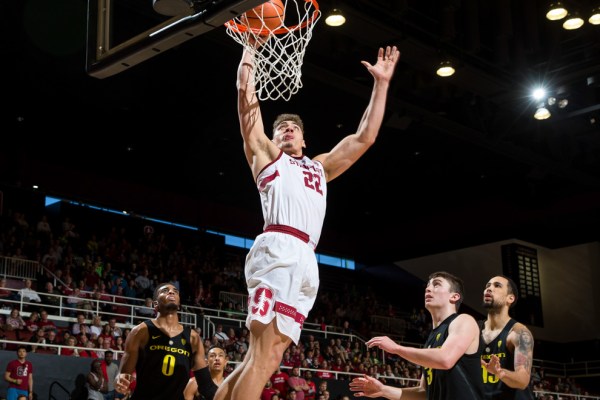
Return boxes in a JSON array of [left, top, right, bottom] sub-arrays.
[[4, 345, 34, 400], [270, 366, 289, 399], [287, 367, 309, 400], [303, 370, 316, 400]]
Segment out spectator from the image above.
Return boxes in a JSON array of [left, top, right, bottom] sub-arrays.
[[18, 279, 41, 304], [45, 330, 60, 354], [62, 336, 81, 357], [90, 315, 104, 338], [38, 310, 57, 333], [261, 380, 278, 400], [71, 313, 91, 336], [108, 318, 123, 339], [39, 282, 61, 314], [101, 350, 119, 400], [134, 269, 152, 298], [24, 311, 41, 335], [316, 360, 334, 380], [87, 359, 107, 400], [212, 324, 229, 344], [135, 298, 155, 322], [303, 370, 316, 400], [4, 345, 34, 400], [6, 308, 26, 332], [270, 365, 289, 400], [287, 367, 310, 400], [28, 329, 47, 353], [0, 278, 17, 305]]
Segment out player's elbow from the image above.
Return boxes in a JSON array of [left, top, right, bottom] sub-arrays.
[[437, 357, 457, 370]]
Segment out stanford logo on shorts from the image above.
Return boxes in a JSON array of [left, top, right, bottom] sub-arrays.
[[251, 287, 274, 317]]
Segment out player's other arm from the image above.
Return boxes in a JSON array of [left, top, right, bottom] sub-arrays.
[[499, 323, 534, 389], [115, 323, 146, 393]]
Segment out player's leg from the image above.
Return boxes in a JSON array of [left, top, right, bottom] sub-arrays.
[[231, 319, 291, 400]]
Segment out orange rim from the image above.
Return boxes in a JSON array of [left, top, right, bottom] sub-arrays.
[[225, 0, 320, 36]]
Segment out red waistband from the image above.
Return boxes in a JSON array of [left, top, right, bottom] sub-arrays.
[[264, 224, 309, 244]]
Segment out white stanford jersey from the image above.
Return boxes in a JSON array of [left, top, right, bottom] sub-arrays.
[[257, 151, 327, 249]]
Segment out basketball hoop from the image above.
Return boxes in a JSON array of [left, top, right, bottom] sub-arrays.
[[225, 0, 321, 101]]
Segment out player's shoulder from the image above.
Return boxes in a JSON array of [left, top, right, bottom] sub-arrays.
[[129, 320, 151, 338], [509, 320, 533, 336], [452, 313, 480, 330]]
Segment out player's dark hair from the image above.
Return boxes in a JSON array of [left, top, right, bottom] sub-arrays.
[[153, 282, 173, 300], [428, 271, 465, 311], [501, 275, 519, 308]]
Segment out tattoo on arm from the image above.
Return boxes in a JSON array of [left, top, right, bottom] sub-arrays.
[[514, 328, 533, 372]]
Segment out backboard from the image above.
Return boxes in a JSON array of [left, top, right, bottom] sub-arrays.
[[85, 0, 265, 78]]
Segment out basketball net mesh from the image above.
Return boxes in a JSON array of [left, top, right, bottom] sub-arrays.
[[225, 0, 321, 101]]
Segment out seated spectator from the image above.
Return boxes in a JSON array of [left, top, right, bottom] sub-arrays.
[[89, 315, 104, 338], [62, 336, 81, 357], [213, 324, 229, 344], [6, 308, 26, 332], [44, 330, 60, 354], [38, 310, 58, 333], [135, 298, 155, 321], [25, 311, 41, 334], [315, 360, 334, 380], [28, 328, 48, 353], [18, 279, 42, 304], [108, 318, 122, 338], [0, 278, 17, 304], [66, 287, 86, 316], [261, 379, 277, 400], [39, 282, 61, 314], [98, 324, 114, 347], [71, 313, 91, 336], [112, 336, 124, 352]]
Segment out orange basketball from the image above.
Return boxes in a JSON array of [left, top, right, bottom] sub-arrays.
[[242, 0, 285, 34]]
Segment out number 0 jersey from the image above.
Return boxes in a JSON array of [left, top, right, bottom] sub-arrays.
[[131, 320, 193, 400]]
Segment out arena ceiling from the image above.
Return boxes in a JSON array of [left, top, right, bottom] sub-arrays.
[[3, 0, 600, 264]]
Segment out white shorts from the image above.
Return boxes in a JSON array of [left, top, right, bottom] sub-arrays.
[[245, 231, 319, 344]]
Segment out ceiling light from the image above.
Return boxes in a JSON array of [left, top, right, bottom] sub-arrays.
[[534, 106, 551, 120], [436, 61, 455, 77], [546, 2, 568, 20], [563, 12, 585, 29], [325, 9, 346, 26], [558, 98, 569, 108], [547, 96, 556, 106], [589, 8, 600, 25]]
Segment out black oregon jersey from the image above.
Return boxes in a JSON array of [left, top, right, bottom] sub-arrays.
[[424, 313, 485, 400], [480, 319, 535, 400], [131, 320, 193, 400]]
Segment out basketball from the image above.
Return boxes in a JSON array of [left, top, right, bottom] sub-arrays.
[[242, 0, 285, 34]]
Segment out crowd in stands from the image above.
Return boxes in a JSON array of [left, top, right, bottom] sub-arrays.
[[0, 201, 598, 399]]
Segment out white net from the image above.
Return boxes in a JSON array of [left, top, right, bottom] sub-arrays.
[[225, 0, 321, 101]]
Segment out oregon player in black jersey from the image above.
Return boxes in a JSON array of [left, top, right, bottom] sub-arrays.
[[481, 276, 535, 400], [115, 283, 217, 400], [349, 271, 484, 399]]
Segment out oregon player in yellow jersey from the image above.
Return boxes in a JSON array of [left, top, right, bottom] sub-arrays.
[[115, 283, 218, 400], [350, 271, 484, 399], [481, 276, 535, 400]]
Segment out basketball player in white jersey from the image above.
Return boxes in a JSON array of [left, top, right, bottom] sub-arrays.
[[213, 44, 400, 400]]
